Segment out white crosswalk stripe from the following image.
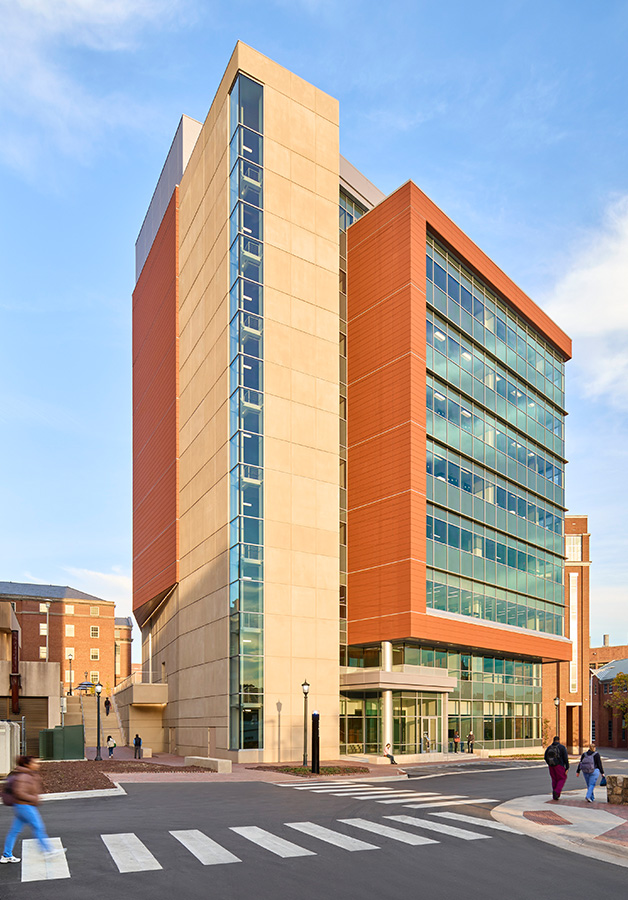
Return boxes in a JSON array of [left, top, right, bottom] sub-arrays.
[[290, 783, 373, 791], [170, 830, 241, 865], [432, 812, 521, 833], [285, 822, 379, 851], [21, 839, 69, 883], [385, 815, 491, 841], [376, 793, 443, 804], [102, 833, 162, 873], [339, 818, 438, 846], [403, 798, 497, 809], [330, 790, 397, 798], [230, 826, 316, 858]]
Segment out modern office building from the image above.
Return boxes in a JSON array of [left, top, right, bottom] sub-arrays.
[[132, 42, 573, 762]]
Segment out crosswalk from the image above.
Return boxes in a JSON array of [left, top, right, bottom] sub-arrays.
[[275, 781, 498, 809], [13, 812, 520, 882]]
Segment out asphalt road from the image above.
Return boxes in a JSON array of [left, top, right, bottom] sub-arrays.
[[0, 760, 625, 900]]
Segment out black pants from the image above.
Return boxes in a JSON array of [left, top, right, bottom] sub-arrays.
[[468, 742, 474, 753], [384, 752, 396, 765], [134, 747, 141, 759]]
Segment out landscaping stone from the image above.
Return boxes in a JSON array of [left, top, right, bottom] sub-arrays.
[[606, 774, 628, 805]]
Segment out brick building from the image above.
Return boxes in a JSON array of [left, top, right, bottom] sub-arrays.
[[541, 515, 590, 753], [592, 659, 628, 749], [590, 636, 628, 670], [0, 583, 129, 698]]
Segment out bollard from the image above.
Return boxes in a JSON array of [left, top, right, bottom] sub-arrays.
[[311, 711, 320, 775]]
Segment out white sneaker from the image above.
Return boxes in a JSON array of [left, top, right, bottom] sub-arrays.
[[0, 855, 20, 863]]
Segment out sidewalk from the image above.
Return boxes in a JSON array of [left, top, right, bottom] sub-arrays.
[[493, 789, 628, 868], [85, 747, 410, 783]]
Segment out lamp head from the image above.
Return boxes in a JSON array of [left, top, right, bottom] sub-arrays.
[[68, 654, 73, 661], [302, 679, 310, 696], [554, 696, 560, 707], [95, 683, 103, 695]]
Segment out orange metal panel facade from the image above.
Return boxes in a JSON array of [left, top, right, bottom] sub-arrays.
[[347, 181, 571, 662], [132, 190, 179, 620]]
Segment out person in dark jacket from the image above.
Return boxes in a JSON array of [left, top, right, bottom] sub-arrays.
[[104, 697, 111, 717], [133, 734, 142, 760], [544, 735, 569, 800], [576, 743, 604, 802], [1, 756, 62, 863]]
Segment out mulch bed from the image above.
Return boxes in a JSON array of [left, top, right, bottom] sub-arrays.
[[247, 765, 370, 777], [38, 760, 207, 793]]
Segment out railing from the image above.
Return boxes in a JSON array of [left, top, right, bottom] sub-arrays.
[[113, 670, 164, 693]]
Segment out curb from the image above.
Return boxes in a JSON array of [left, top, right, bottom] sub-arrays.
[[41, 783, 127, 802]]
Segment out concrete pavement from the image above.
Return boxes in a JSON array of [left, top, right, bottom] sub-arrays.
[[493, 789, 628, 868]]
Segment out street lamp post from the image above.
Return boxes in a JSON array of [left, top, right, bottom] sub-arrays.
[[45, 601, 51, 663], [68, 654, 73, 696], [95, 682, 103, 760], [302, 680, 310, 767], [554, 696, 560, 737]]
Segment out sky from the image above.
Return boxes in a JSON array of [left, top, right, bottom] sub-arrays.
[[0, 0, 627, 658]]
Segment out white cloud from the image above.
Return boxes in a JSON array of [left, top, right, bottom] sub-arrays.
[[62, 565, 132, 613], [542, 195, 628, 406], [0, 0, 190, 171]]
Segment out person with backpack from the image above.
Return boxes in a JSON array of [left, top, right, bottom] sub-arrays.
[[133, 734, 142, 759], [544, 735, 569, 800], [576, 742, 604, 802], [1, 756, 64, 863], [106, 736, 116, 759]]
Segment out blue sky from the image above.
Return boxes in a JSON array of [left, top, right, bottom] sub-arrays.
[[1, 0, 627, 657]]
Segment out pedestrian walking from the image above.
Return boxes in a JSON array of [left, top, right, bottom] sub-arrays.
[[467, 731, 475, 754], [1, 756, 64, 863], [133, 734, 142, 760], [453, 730, 460, 753], [576, 742, 604, 803], [544, 735, 569, 800], [104, 697, 111, 717], [382, 742, 396, 764], [106, 736, 116, 759]]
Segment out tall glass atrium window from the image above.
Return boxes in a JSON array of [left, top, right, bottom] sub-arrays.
[[229, 73, 264, 750]]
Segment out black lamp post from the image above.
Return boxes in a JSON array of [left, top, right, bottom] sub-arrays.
[[95, 682, 103, 760], [68, 654, 73, 696], [554, 696, 560, 737], [302, 680, 310, 767]]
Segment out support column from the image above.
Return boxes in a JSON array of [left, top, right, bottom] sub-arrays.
[[381, 642, 393, 751], [441, 693, 449, 753]]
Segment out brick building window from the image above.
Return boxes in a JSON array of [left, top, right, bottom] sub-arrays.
[[65, 625, 74, 637], [90, 649, 99, 661], [90, 626, 99, 639], [39, 647, 46, 660], [39, 623, 47, 636], [39, 602, 48, 613], [65, 648, 74, 660], [592, 720, 596, 742], [89, 671, 99, 684], [90, 607, 99, 617], [609, 719, 613, 741], [64, 670, 72, 682], [65, 604, 74, 615]]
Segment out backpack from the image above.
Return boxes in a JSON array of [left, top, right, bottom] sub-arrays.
[[546, 744, 561, 767], [2, 773, 16, 807], [580, 753, 595, 774]]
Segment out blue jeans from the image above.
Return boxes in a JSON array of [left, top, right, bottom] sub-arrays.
[[583, 768, 600, 801], [3, 804, 53, 856]]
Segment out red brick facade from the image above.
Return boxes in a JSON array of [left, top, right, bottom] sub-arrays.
[[2, 588, 118, 697], [541, 516, 591, 753], [592, 670, 628, 749]]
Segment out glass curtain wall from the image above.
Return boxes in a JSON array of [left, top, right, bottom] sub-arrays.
[[228, 74, 265, 750]]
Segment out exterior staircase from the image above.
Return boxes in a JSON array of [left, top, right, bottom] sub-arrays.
[[80, 695, 125, 749]]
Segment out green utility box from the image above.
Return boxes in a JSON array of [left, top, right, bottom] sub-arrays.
[[39, 724, 84, 760]]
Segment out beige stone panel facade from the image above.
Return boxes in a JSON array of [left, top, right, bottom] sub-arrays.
[[143, 42, 341, 762]]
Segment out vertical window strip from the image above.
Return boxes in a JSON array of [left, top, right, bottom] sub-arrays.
[[228, 73, 264, 751]]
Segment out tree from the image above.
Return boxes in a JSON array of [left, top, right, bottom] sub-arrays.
[[604, 673, 628, 727]]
